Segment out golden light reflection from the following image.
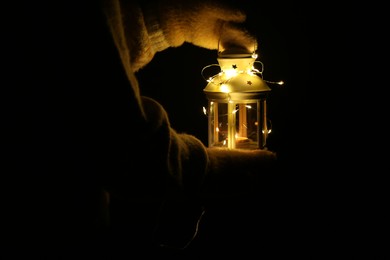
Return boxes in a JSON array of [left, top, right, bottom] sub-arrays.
[[219, 84, 230, 93], [224, 69, 237, 78]]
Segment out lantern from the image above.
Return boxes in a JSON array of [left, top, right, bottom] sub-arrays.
[[203, 49, 271, 150]]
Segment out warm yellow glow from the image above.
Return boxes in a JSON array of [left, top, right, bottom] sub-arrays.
[[235, 136, 248, 142], [224, 69, 237, 78], [203, 52, 275, 150], [265, 80, 285, 85], [252, 68, 260, 73], [220, 84, 230, 93], [235, 133, 248, 139]]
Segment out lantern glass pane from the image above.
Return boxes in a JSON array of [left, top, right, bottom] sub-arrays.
[[208, 101, 229, 148], [208, 99, 267, 150], [235, 101, 259, 150]]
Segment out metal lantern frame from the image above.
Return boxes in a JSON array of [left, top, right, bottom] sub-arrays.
[[203, 51, 271, 150]]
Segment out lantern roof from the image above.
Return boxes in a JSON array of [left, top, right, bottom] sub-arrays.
[[204, 49, 271, 95]]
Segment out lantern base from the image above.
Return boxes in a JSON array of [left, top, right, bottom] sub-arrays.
[[211, 138, 263, 150]]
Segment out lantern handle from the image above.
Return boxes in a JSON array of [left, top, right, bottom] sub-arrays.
[[201, 64, 220, 82], [252, 60, 265, 77], [253, 60, 285, 86]]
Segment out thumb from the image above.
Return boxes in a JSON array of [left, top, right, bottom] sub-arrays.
[[199, 1, 247, 23], [219, 22, 257, 53]]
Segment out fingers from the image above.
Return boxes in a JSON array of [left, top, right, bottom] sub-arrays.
[[189, 2, 255, 52], [154, 0, 256, 52], [183, 18, 255, 51], [219, 22, 257, 52], [196, 1, 247, 23]]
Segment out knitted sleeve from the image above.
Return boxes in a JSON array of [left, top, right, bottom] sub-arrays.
[[102, 0, 210, 202]]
